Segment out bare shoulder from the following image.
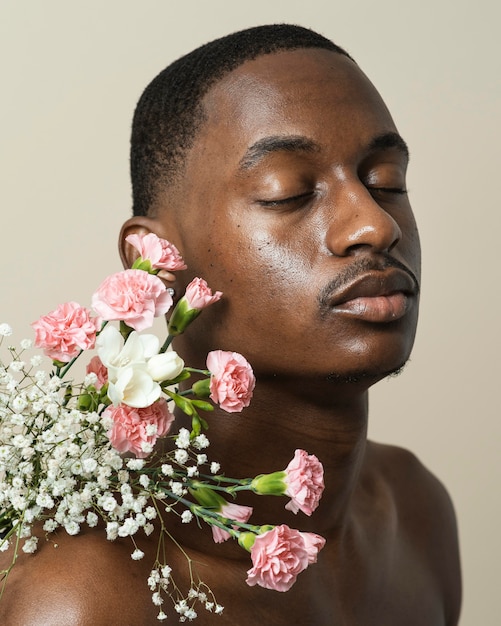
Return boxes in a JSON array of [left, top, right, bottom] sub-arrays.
[[0, 528, 159, 625], [366, 441, 462, 625]]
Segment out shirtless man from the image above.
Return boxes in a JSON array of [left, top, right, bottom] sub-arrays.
[[0, 24, 461, 625]]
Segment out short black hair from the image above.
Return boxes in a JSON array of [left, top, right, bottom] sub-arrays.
[[130, 24, 351, 216]]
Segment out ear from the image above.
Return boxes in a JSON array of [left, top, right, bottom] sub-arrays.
[[119, 216, 154, 269], [118, 215, 181, 285]]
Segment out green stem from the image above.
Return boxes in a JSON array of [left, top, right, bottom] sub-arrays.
[[159, 335, 174, 353], [198, 474, 253, 487]]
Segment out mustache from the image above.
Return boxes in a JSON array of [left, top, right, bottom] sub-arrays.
[[318, 255, 420, 311]]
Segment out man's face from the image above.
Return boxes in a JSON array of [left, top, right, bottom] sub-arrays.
[[165, 48, 421, 383]]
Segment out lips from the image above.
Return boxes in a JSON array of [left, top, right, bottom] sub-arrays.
[[327, 269, 418, 323]]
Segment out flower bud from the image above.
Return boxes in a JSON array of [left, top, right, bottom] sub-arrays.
[[189, 485, 226, 510], [251, 471, 287, 496], [77, 393, 93, 411], [131, 257, 154, 273], [238, 531, 257, 552], [191, 378, 211, 398], [147, 351, 184, 382], [167, 298, 201, 336], [167, 278, 222, 336]]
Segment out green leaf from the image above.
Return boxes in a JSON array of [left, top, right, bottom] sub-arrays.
[[190, 399, 214, 412]]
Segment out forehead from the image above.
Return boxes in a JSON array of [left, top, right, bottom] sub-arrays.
[[193, 48, 397, 164]]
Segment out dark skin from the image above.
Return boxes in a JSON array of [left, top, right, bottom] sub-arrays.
[[0, 49, 461, 625]]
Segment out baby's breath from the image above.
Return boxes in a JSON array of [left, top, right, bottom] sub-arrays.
[[0, 334, 231, 621]]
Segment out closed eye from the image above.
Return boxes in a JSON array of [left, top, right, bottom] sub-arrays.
[[369, 187, 408, 196], [257, 191, 315, 207]]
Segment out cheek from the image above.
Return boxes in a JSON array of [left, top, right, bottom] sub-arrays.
[[227, 229, 315, 312]]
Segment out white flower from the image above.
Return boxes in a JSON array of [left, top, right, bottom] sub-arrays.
[[106, 521, 119, 540], [140, 441, 154, 455], [82, 458, 98, 474], [22, 536, 38, 554], [148, 569, 161, 589], [144, 506, 157, 520], [170, 482, 185, 497], [86, 512, 99, 527], [176, 428, 191, 449], [12, 395, 28, 413], [20, 339, 32, 350], [157, 611, 167, 621], [36, 493, 55, 509], [43, 519, 58, 533], [147, 350, 184, 382], [193, 434, 209, 450], [101, 495, 119, 512], [126, 458, 145, 471], [119, 517, 139, 537], [97, 325, 154, 379], [30, 355, 43, 367], [136, 513, 146, 526], [108, 365, 162, 408], [34, 370, 46, 383], [0, 323, 13, 336], [84, 372, 98, 387], [64, 520, 80, 535], [131, 548, 145, 560], [97, 326, 183, 408], [152, 592, 164, 606], [161, 464, 174, 476], [175, 600, 188, 615], [210, 462, 221, 474], [181, 510, 193, 524], [175, 449, 189, 464]]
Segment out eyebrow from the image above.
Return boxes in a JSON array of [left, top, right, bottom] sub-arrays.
[[237, 130, 409, 171], [367, 132, 410, 160], [238, 135, 319, 170]]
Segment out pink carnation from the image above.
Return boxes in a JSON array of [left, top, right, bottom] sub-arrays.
[[246, 525, 326, 592], [207, 350, 255, 413], [284, 449, 325, 516], [212, 502, 253, 544], [104, 398, 174, 458], [185, 278, 222, 309], [85, 355, 108, 390], [91, 269, 173, 332], [31, 301, 99, 362], [126, 233, 187, 271]]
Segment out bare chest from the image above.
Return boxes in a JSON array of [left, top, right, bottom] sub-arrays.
[[163, 534, 446, 626]]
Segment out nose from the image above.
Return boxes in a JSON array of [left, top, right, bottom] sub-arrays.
[[325, 185, 402, 256]]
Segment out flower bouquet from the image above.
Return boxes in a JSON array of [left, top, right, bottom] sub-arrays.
[[0, 233, 325, 621]]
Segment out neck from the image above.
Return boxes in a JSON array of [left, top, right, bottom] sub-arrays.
[[173, 373, 370, 536]]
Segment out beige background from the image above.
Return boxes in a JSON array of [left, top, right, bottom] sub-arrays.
[[1, 1, 499, 623]]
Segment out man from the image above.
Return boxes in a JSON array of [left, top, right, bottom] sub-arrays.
[[0, 25, 461, 625]]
